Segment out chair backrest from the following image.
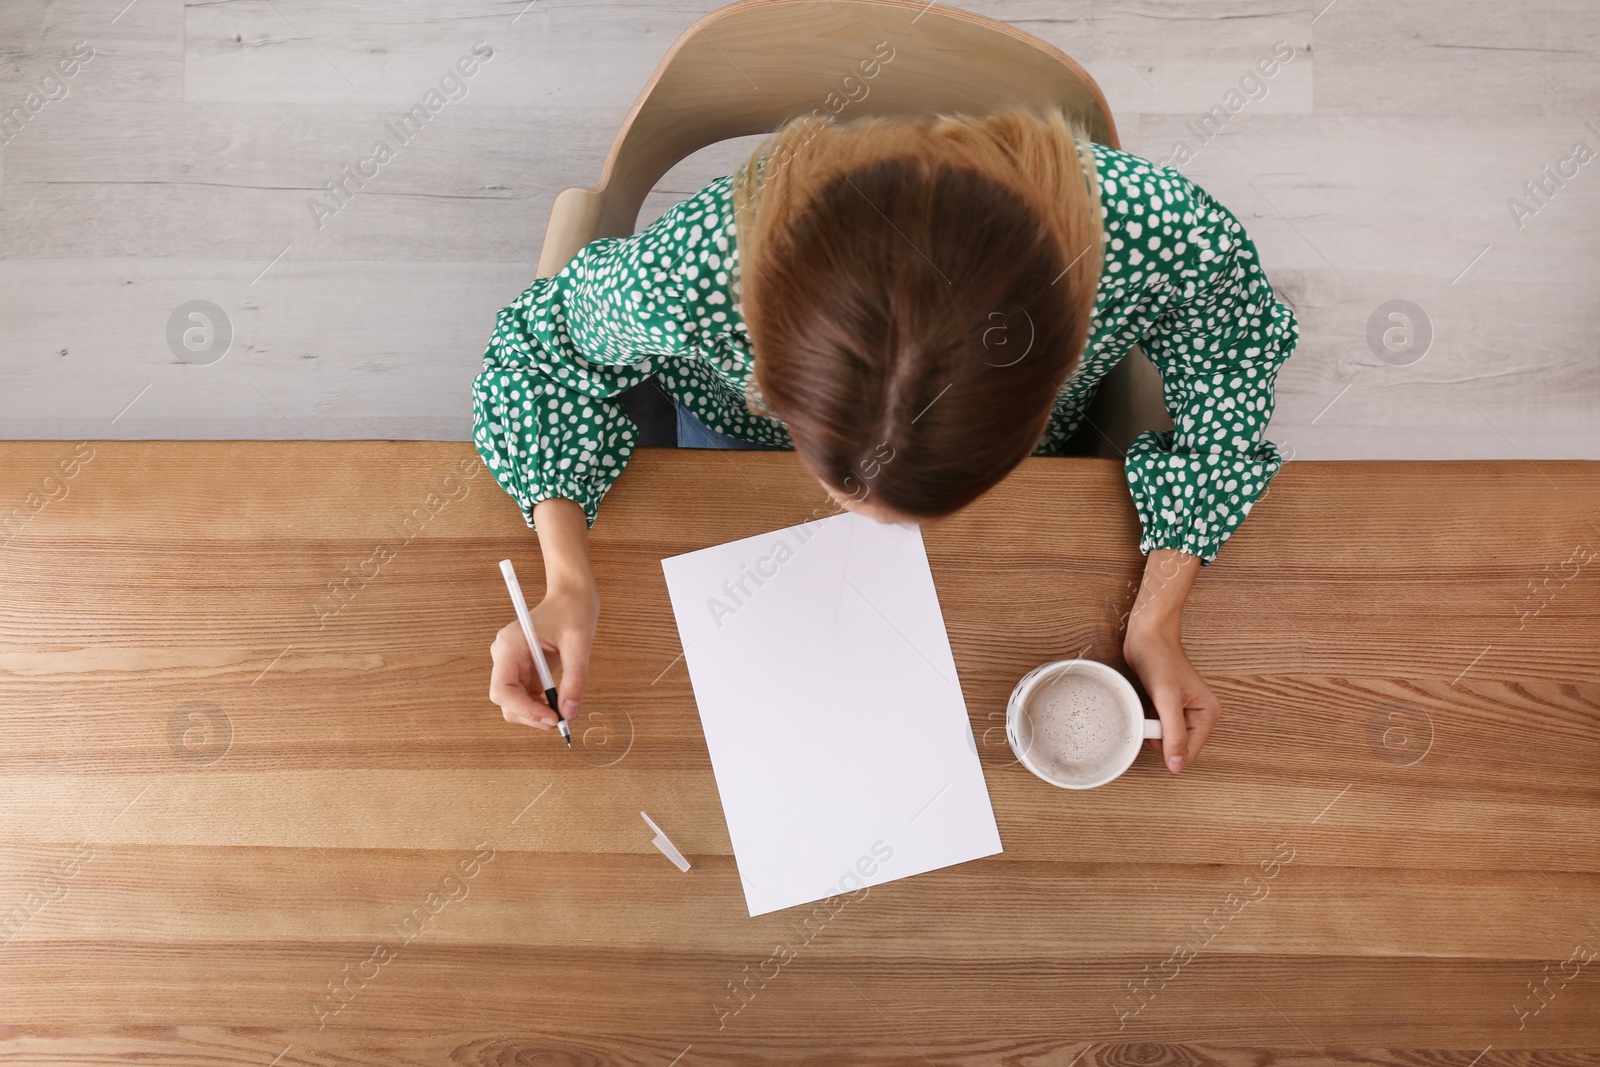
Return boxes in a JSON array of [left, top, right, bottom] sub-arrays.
[[536, 0, 1121, 276], [536, 0, 1165, 458]]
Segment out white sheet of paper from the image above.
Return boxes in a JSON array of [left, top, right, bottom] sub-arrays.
[[661, 511, 1002, 916]]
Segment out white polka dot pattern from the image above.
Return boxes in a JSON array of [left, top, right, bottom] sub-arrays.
[[471, 144, 1298, 564], [1081, 147, 1299, 564]]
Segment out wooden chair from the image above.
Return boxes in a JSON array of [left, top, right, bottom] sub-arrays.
[[537, 0, 1171, 457]]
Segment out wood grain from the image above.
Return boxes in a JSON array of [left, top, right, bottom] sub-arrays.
[[1, 442, 1597, 1062], [2, 0, 1597, 458]]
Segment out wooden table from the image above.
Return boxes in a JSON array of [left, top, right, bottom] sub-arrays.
[[2, 442, 1597, 1064]]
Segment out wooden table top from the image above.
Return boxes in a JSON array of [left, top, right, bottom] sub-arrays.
[[2, 441, 1597, 1064]]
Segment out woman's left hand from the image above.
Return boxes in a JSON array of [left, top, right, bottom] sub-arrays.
[[1123, 627, 1221, 773], [1122, 548, 1219, 773]]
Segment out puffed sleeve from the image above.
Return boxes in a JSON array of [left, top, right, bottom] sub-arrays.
[[471, 183, 720, 530], [1122, 171, 1299, 565]]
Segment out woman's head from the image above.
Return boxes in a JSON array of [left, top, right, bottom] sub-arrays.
[[733, 105, 1104, 522]]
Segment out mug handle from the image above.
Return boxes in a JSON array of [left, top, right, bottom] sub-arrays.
[[1142, 719, 1163, 740]]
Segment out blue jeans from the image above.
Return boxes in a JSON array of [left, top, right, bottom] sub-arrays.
[[674, 399, 777, 450]]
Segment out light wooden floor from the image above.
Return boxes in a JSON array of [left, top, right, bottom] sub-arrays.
[[1, 442, 1598, 1061], [0, 0, 1596, 454]]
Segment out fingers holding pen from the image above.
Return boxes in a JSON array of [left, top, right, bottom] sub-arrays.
[[489, 624, 558, 729]]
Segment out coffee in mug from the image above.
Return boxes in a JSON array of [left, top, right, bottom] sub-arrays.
[[1005, 659, 1161, 789]]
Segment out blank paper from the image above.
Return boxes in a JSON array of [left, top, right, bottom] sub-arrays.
[[661, 511, 1002, 916]]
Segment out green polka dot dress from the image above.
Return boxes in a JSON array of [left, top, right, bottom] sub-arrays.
[[472, 142, 1299, 565]]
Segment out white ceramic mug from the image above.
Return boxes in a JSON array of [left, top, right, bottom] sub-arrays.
[[1005, 658, 1162, 789]]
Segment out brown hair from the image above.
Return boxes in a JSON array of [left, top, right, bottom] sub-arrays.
[[733, 103, 1104, 518]]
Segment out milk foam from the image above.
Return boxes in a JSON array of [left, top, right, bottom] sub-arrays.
[[1022, 669, 1134, 784]]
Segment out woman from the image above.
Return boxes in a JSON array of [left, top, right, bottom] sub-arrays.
[[475, 104, 1298, 773]]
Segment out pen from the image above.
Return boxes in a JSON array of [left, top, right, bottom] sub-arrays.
[[499, 558, 571, 748]]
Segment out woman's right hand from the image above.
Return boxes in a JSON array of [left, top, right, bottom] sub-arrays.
[[489, 497, 600, 732], [489, 580, 599, 730]]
